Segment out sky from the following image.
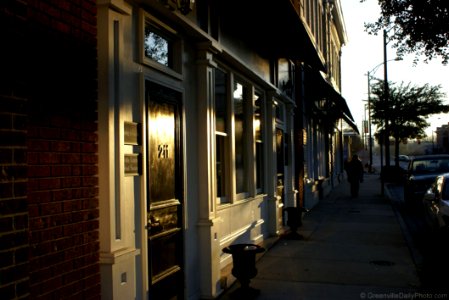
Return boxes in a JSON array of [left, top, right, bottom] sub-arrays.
[[339, 0, 449, 137]]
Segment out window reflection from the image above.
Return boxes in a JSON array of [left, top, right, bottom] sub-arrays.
[[234, 81, 247, 194], [254, 92, 264, 192], [144, 24, 170, 67], [215, 69, 228, 203]]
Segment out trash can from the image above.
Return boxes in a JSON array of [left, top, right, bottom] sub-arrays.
[[222, 244, 265, 296]]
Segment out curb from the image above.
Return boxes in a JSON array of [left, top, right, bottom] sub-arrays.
[[384, 183, 424, 274]]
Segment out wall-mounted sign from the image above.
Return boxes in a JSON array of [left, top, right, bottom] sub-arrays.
[[124, 154, 141, 176], [124, 122, 141, 145]]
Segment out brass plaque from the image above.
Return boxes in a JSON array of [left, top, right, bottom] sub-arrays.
[[124, 154, 141, 176], [124, 122, 140, 145]]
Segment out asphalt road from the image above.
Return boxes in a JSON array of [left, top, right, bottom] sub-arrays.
[[387, 183, 449, 293]]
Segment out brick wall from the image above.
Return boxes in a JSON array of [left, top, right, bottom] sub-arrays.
[[1, 1, 100, 299], [0, 1, 30, 299]]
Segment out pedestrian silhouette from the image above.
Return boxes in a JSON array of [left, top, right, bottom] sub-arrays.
[[345, 154, 364, 197]]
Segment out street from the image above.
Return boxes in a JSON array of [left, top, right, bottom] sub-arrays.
[[387, 182, 449, 293]]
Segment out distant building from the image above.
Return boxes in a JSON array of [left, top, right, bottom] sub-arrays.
[[436, 123, 449, 153]]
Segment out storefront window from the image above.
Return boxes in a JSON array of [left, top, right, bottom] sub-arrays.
[[215, 69, 266, 203]]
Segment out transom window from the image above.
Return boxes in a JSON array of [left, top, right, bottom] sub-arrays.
[[140, 10, 182, 77], [144, 28, 171, 67]]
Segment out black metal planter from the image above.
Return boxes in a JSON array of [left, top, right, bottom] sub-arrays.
[[222, 244, 265, 297], [283, 207, 308, 240]]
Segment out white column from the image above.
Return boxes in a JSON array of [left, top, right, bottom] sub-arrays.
[[195, 43, 222, 298]]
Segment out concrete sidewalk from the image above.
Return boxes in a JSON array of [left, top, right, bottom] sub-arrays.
[[219, 173, 421, 300]]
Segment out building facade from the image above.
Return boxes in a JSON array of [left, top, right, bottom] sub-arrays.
[[0, 0, 356, 299]]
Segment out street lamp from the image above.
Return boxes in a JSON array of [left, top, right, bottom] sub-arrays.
[[366, 57, 400, 174]]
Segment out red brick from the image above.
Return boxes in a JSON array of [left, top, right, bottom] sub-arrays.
[[63, 223, 79, 236], [82, 165, 97, 176], [80, 143, 96, 153], [51, 141, 71, 152], [27, 178, 39, 191], [82, 176, 97, 187], [60, 129, 80, 141], [39, 1, 61, 18], [28, 140, 50, 152], [14, 148, 27, 164], [27, 152, 39, 164], [14, 181, 27, 197], [83, 188, 98, 200], [39, 127, 60, 139], [0, 148, 13, 163], [61, 153, 81, 164], [50, 213, 72, 227], [63, 199, 82, 212], [80, 131, 97, 142], [28, 204, 39, 217], [40, 202, 62, 216], [28, 166, 51, 177], [50, 116, 71, 128], [38, 178, 61, 190], [39, 152, 60, 164], [0, 182, 13, 198], [28, 191, 51, 204], [72, 166, 81, 176], [52, 189, 72, 202], [40, 227, 63, 241], [0, 216, 14, 232], [28, 218, 45, 230], [51, 165, 72, 176], [40, 276, 63, 295], [14, 214, 28, 230], [81, 154, 97, 164], [61, 177, 80, 188]]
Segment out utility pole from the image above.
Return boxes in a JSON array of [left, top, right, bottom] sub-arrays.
[[367, 72, 373, 173], [383, 29, 390, 168]]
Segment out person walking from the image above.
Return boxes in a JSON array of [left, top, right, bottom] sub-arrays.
[[345, 154, 364, 197]]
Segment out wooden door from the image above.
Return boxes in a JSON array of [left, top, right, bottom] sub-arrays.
[[146, 81, 183, 299]]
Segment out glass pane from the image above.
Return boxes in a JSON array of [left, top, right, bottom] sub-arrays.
[[144, 23, 170, 67], [256, 142, 264, 191], [443, 180, 449, 199], [254, 93, 262, 142], [275, 102, 284, 121], [254, 93, 264, 191], [234, 81, 247, 194], [149, 101, 176, 202], [216, 135, 227, 200], [215, 69, 228, 133], [278, 59, 289, 86]]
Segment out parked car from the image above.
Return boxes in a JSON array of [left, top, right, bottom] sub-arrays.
[[422, 173, 449, 231], [397, 155, 410, 171], [398, 155, 410, 163], [404, 154, 449, 205]]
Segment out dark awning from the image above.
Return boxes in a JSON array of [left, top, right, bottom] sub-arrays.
[[304, 67, 359, 133], [220, 0, 325, 71]]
